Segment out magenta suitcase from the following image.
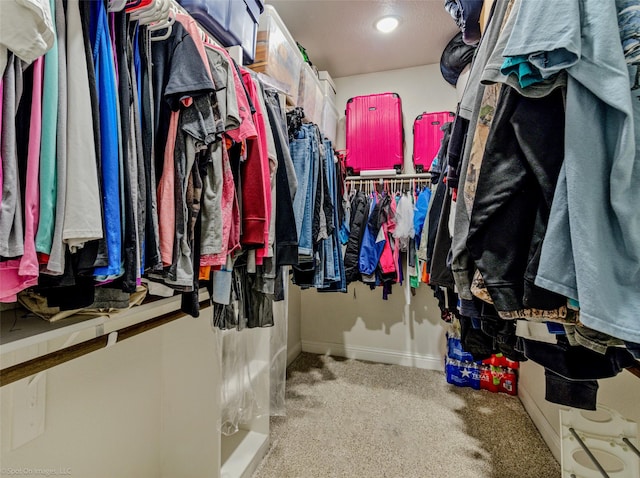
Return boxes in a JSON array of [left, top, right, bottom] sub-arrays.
[[413, 111, 455, 172], [345, 92, 404, 175]]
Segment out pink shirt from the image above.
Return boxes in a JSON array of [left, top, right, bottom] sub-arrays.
[[157, 110, 179, 266], [241, 70, 271, 263], [0, 79, 3, 211], [0, 58, 43, 302]]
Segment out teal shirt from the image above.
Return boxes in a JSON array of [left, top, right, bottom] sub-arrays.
[[502, 0, 640, 343], [35, 0, 58, 254]]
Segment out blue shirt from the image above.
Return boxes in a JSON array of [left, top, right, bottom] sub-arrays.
[[91, 0, 122, 277]]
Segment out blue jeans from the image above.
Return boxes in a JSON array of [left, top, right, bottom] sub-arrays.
[[322, 141, 339, 281], [289, 125, 316, 257], [318, 140, 347, 292]]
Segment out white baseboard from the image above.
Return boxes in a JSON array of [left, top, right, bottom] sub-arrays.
[[287, 341, 302, 366], [300, 340, 444, 371], [518, 382, 561, 462]]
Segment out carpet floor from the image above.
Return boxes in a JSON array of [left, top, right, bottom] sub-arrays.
[[252, 353, 559, 478]]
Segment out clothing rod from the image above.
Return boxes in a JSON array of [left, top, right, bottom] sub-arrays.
[[568, 428, 610, 478], [345, 173, 431, 181], [0, 300, 211, 387]]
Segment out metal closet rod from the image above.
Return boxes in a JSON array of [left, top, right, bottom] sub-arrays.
[[345, 173, 432, 181], [0, 300, 211, 387]]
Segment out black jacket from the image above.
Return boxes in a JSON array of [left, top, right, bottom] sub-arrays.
[[343, 192, 369, 284]]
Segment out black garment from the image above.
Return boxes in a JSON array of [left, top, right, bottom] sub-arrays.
[[466, 85, 567, 312], [429, 187, 455, 289], [181, 149, 207, 317], [426, 164, 448, 273], [431, 283, 458, 323], [151, 22, 215, 178], [291, 257, 317, 288], [139, 26, 162, 271], [478, 313, 527, 362], [15, 63, 32, 212], [343, 192, 369, 283], [626, 342, 640, 359], [445, 0, 484, 45], [335, 154, 346, 227], [272, 264, 286, 301], [440, 32, 476, 85], [523, 337, 637, 381], [544, 370, 598, 411], [263, 89, 298, 266], [37, 246, 101, 310], [445, 117, 466, 188], [459, 315, 493, 361], [114, 11, 137, 293], [459, 297, 481, 318], [286, 107, 305, 141], [89, 286, 131, 309], [311, 130, 323, 245], [320, 151, 335, 239], [212, 256, 274, 330]]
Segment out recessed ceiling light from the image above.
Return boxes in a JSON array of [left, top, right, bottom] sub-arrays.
[[375, 16, 400, 33]]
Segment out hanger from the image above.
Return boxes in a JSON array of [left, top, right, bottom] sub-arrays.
[[108, 0, 127, 12], [135, 0, 173, 41], [126, 0, 153, 13], [132, 0, 167, 24], [148, 8, 175, 33]]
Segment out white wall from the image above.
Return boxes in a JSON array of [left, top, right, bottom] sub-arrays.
[[519, 360, 640, 462], [299, 63, 457, 369], [300, 284, 447, 370], [334, 63, 459, 173], [1, 314, 221, 478]]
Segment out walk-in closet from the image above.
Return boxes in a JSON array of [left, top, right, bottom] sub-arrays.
[[1, 0, 639, 477]]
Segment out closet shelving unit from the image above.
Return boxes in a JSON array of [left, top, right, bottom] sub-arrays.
[[1, 289, 273, 478], [0, 3, 274, 477]]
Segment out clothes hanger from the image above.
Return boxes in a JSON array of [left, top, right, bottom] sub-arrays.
[[108, 0, 127, 12], [132, 0, 166, 24], [148, 8, 174, 33], [126, 0, 153, 13], [140, 0, 173, 41]]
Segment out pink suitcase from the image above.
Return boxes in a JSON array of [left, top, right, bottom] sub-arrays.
[[345, 92, 404, 175], [413, 111, 455, 172]]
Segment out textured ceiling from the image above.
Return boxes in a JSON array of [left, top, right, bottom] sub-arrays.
[[265, 0, 460, 79]]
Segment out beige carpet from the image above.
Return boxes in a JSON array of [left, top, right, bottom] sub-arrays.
[[253, 353, 559, 478]]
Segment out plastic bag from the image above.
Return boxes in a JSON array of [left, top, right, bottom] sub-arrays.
[[269, 267, 289, 416], [216, 326, 270, 436]]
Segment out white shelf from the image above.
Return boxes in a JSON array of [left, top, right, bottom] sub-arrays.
[[0, 308, 105, 355], [0, 290, 209, 360], [221, 430, 270, 478]]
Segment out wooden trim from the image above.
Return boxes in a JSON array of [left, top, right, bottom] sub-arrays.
[[627, 363, 640, 379], [0, 300, 211, 387]]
